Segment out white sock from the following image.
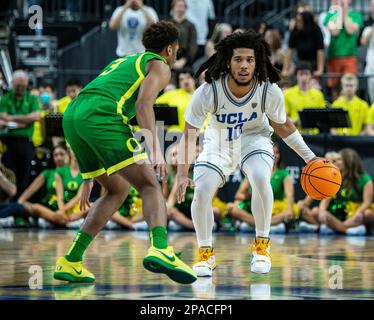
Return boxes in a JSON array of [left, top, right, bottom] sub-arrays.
[[242, 153, 274, 238], [192, 166, 223, 248]]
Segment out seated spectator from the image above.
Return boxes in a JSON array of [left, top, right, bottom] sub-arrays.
[[0, 70, 41, 199], [360, 2, 374, 104], [57, 78, 82, 114], [298, 151, 340, 233], [282, 11, 325, 78], [109, 0, 158, 57], [0, 140, 25, 224], [227, 143, 299, 234], [317, 148, 372, 236], [331, 73, 370, 135], [156, 68, 197, 132], [323, 0, 363, 99], [168, 0, 197, 70], [283, 63, 326, 133], [18, 146, 87, 227], [264, 29, 287, 72]]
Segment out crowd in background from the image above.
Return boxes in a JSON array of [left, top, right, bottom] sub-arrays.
[[0, 0, 373, 236]]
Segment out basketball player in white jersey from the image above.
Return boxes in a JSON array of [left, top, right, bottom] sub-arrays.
[[176, 30, 318, 275]]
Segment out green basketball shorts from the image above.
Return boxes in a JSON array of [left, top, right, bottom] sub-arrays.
[[62, 94, 148, 180]]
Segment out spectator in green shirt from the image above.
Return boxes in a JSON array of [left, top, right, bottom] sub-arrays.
[[323, 0, 363, 100], [0, 70, 41, 198]]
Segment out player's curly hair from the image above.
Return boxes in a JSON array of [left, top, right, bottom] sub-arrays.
[[195, 30, 280, 84], [142, 21, 179, 53]]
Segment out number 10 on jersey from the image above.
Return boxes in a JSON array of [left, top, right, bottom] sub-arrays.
[[227, 123, 244, 141]]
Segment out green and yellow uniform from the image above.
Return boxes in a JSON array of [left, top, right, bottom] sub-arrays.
[[40, 168, 58, 211], [239, 168, 299, 217], [56, 165, 83, 214], [328, 173, 372, 221], [63, 52, 167, 180], [332, 96, 370, 135]]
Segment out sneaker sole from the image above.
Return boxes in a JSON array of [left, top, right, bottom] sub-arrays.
[[53, 272, 95, 283], [194, 268, 213, 277], [250, 266, 271, 274], [143, 256, 197, 284]]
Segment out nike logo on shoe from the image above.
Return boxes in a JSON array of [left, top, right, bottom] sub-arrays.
[[72, 267, 83, 275], [152, 249, 175, 262]]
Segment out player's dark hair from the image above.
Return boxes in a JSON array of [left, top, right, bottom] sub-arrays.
[[195, 29, 280, 84], [143, 21, 179, 53]]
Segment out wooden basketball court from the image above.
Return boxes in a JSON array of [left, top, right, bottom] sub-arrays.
[[0, 229, 373, 300]]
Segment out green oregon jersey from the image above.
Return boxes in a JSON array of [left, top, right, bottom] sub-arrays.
[[79, 52, 167, 122], [329, 173, 372, 219], [56, 165, 84, 203], [332, 173, 372, 203], [40, 168, 58, 210]]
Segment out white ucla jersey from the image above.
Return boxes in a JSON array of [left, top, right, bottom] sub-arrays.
[[185, 74, 287, 148]]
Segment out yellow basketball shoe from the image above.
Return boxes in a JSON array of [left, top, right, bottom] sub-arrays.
[[53, 256, 95, 283], [143, 246, 197, 284], [193, 247, 217, 277], [250, 237, 271, 274]]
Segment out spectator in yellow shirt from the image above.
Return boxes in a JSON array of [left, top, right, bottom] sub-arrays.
[[283, 63, 326, 133], [156, 68, 196, 132], [57, 78, 82, 114], [331, 73, 370, 135]]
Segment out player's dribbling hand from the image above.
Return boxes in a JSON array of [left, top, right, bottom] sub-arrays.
[[80, 180, 94, 212], [176, 175, 194, 204]]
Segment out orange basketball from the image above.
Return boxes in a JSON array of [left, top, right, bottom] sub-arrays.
[[300, 158, 342, 200]]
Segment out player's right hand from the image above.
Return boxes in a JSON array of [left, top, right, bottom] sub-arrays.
[[176, 175, 194, 204]]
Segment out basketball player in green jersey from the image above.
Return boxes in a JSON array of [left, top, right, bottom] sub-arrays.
[[53, 21, 197, 284]]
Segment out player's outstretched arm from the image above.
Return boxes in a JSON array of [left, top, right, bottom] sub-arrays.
[[136, 60, 171, 179], [176, 122, 199, 203], [271, 117, 317, 164]]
